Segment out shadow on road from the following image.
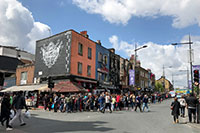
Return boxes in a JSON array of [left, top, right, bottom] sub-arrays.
[[10, 116, 114, 133]]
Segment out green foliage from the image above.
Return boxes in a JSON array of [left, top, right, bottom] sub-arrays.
[[155, 82, 164, 92]]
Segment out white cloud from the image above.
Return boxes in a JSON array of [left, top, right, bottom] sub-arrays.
[[0, 0, 50, 53], [73, 0, 200, 28], [109, 35, 200, 88]]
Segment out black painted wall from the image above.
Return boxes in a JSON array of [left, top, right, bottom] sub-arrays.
[[34, 31, 72, 78]]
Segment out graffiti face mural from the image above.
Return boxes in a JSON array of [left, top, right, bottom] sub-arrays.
[[34, 31, 72, 78], [40, 39, 63, 68]]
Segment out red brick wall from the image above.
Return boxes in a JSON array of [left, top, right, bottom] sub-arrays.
[[70, 30, 96, 79], [16, 65, 35, 85]]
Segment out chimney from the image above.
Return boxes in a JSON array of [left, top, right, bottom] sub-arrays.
[[109, 48, 115, 53], [80, 31, 89, 38], [97, 40, 101, 45]]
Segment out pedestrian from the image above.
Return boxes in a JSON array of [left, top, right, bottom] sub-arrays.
[[111, 94, 116, 111], [53, 93, 59, 112], [130, 94, 135, 111], [0, 93, 13, 131], [171, 97, 180, 123], [98, 93, 105, 113], [9, 91, 28, 128], [116, 94, 121, 111], [43, 94, 48, 110], [186, 93, 198, 123], [142, 94, 149, 112], [178, 95, 186, 117], [135, 95, 142, 112], [104, 92, 112, 113]]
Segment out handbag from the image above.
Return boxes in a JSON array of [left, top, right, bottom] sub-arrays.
[[10, 109, 15, 119], [51, 104, 55, 109], [24, 111, 31, 118]]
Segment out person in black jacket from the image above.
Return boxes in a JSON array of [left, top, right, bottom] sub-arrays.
[[0, 93, 13, 130], [171, 97, 180, 123], [9, 91, 28, 128], [186, 93, 198, 123]]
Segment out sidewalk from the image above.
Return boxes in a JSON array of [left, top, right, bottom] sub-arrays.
[[179, 108, 200, 129]]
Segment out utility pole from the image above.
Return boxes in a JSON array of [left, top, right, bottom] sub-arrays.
[[172, 35, 193, 93]]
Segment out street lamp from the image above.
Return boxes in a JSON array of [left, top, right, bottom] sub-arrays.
[[172, 35, 194, 93], [134, 43, 148, 92]]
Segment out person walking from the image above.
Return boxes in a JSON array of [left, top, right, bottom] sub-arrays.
[[104, 92, 112, 113], [186, 93, 198, 123], [0, 93, 13, 131], [142, 94, 149, 112], [53, 93, 59, 112], [98, 93, 105, 113], [171, 97, 180, 123], [9, 91, 28, 128], [43, 94, 48, 110], [178, 95, 186, 117], [135, 95, 142, 112]]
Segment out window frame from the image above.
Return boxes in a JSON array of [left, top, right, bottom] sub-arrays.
[[78, 62, 82, 74], [78, 43, 83, 56], [87, 65, 91, 76], [88, 47, 92, 59]]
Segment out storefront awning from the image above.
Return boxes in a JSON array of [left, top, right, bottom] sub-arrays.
[[75, 78, 97, 84], [53, 81, 86, 93], [1, 84, 48, 92]]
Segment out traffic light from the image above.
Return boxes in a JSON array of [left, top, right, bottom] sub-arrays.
[[193, 70, 199, 84], [48, 77, 54, 88]]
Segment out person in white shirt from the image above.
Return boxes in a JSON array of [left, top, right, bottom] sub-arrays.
[[104, 92, 112, 113], [178, 95, 186, 117]]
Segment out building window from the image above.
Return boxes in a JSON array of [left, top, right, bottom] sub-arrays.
[[87, 65, 91, 76], [88, 48, 92, 59], [98, 72, 102, 81], [103, 55, 107, 65], [105, 74, 108, 82], [98, 52, 103, 62], [78, 43, 83, 56], [20, 72, 27, 85], [78, 62, 82, 74]]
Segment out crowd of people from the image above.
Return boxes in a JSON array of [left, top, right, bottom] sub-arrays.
[[41, 92, 167, 113], [0, 91, 169, 131], [171, 93, 200, 124]]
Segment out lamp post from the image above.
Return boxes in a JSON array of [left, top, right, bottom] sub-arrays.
[[172, 35, 193, 93], [134, 43, 148, 92]]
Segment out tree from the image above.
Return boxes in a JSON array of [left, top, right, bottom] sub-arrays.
[[155, 82, 164, 92]]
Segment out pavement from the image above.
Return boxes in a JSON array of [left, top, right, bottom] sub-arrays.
[[0, 99, 200, 133]]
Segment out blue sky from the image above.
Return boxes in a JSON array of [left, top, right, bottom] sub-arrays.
[[1, 0, 200, 88], [19, 0, 200, 45]]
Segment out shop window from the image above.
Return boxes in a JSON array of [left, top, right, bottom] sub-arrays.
[[78, 62, 82, 74]]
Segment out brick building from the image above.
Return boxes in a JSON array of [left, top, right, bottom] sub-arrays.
[[34, 30, 96, 92], [16, 64, 35, 85]]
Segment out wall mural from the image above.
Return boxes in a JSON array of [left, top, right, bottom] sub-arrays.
[[40, 39, 63, 68]]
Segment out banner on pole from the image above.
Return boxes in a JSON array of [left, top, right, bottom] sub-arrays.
[[129, 70, 135, 86]]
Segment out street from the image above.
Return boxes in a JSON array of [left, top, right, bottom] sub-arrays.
[[0, 99, 199, 133]]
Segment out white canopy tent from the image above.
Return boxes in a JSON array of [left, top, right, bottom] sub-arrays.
[[1, 84, 48, 92]]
